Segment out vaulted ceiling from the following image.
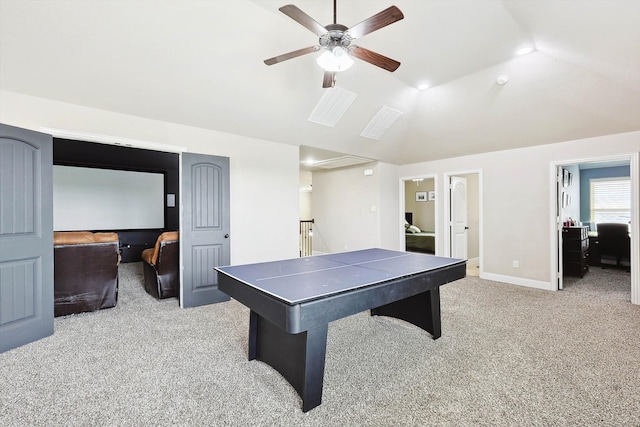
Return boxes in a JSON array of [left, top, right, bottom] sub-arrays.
[[1, 0, 639, 166]]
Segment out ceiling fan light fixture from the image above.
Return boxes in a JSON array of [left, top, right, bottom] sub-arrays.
[[316, 46, 354, 72]]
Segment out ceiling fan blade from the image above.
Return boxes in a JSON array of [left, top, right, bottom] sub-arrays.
[[279, 4, 328, 36], [349, 45, 400, 72], [322, 71, 336, 88], [345, 6, 404, 39], [264, 46, 320, 66]]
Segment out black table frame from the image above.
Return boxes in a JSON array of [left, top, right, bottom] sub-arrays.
[[217, 260, 466, 412]]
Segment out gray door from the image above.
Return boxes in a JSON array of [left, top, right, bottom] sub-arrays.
[[180, 152, 230, 308], [0, 123, 54, 353]]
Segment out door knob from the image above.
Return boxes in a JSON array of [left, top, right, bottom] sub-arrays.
[[224, 234, 229, 238]]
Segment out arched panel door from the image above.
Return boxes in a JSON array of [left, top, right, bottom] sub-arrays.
[[0, 123, 53, 353], [450, 176, 468, 260], [180, 153, 231, 308]]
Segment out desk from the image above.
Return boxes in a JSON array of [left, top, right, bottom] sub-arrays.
[[216, 248, 466, 412]]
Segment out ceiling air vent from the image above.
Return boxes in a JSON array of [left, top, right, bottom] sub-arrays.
[[309, 155, 372, 169], [360, 106, 403, 140], [308, 87, 358, 127]]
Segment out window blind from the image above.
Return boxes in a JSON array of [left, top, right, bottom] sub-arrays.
[[590, 177, 631, 224]]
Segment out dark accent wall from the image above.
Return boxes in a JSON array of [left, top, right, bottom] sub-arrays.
[[53, 138, 179, 262]]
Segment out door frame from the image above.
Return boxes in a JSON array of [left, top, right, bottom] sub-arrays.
[[554, 165, 565, 290], [444, 169, 483, 274], [549, 153, 639, 305]]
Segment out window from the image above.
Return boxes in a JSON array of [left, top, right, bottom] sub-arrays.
[[590, 177, 631, 225]]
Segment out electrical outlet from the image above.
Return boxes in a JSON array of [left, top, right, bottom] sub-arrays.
[[512, 260, 519, 268]]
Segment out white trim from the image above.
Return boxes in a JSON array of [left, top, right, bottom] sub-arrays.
[[550, 164, 563, 291], [630, 152, 639, 305], [481, 272, 553, 291], [179, 153, 184, 308], [40, 127, 187, 153]]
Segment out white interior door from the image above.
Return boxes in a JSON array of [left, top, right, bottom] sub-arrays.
[[450, 176, 468, 259]]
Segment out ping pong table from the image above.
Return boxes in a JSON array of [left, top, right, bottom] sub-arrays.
[[215, 248, 466, 412]]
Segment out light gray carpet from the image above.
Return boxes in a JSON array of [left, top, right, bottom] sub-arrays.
[[1, 263, 638, 426]]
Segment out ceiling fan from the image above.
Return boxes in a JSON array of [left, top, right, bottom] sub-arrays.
[[264, 1, 404, 88]]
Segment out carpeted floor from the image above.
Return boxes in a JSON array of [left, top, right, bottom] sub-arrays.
[[1, 263, 638, 426]]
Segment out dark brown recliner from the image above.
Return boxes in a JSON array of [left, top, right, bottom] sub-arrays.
[[141, 231, 179, 299], [53, 231, 120, 316]]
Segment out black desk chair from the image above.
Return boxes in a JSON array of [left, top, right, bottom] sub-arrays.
[[597, 223, 630, 269]]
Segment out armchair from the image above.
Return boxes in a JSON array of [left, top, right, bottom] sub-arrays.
[[53, 231, 120, 316], [597, 223, 631, 268], [141, 231, 179, 299]]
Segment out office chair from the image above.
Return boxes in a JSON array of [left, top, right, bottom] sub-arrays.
[[596, 223, 630, 269]]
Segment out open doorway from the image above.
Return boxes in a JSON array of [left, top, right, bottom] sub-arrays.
[[403, 176, 437, 255], [553, 157, 634, 299]]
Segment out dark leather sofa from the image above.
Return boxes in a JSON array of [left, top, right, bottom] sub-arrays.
[[141, 231, 179, 299], [53, 231, 120, 316]]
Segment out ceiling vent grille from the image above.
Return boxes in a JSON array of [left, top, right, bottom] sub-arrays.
[[308, 87, 358, 127], [360, 106, 403, 140], [308, 155, 372, 169]]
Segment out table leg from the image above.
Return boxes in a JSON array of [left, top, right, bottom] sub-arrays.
[[248, 310, 328, 412], [371, 288, 441, 339]]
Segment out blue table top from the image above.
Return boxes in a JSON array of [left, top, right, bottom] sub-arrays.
[[216, 248, 465, 305]]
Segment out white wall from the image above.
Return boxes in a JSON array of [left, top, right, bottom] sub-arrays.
[[3, 90, 637, 303], [378, 161, 401, 251], [399, 131, 639, 300], [302, 131, 638, 304], [312, 163, 379, 253], [299, 170, 312, 220], [0, 90, 300, 265]]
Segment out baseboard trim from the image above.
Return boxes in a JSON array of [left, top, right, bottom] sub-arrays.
[[480, 272, 553, 291]]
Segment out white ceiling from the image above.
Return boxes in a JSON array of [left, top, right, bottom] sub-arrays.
[[1, 0, 639, 166]]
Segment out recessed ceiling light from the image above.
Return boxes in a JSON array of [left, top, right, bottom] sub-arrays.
[[417, 83, 430, 91], [496, 75, 509, 85], [516, 46, 534, 56]]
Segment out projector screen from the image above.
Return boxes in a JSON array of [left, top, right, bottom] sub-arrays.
[[53, 165, 165, 231]]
